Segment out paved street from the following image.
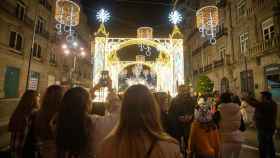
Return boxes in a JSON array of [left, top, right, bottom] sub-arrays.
[[240, 128, 280, 158]]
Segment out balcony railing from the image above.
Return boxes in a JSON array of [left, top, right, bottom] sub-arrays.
[[203, 64, 213, 72], [192, 59, 226, 76], [248, 36, 280, 58], [214, 59, 224, 68]]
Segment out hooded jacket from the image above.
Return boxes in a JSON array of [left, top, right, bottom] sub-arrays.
[[219, 103, 243, 143]]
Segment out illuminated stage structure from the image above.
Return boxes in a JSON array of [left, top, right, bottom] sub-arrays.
[[92, 9, 184, 101]]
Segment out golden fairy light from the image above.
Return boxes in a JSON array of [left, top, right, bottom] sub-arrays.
[[55, 0, 80, 42], [196, 6, 219, 45]]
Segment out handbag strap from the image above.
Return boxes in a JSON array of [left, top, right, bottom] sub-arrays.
[[146, 139, 158, 158]]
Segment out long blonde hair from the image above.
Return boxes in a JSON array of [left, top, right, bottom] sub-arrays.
[[105, 85, 176, 158]]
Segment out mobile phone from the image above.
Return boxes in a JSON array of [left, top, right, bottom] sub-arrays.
[[99, 70, 109, 87]]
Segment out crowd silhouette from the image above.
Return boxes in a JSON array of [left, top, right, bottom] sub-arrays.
[[7, 80, 279, 158]]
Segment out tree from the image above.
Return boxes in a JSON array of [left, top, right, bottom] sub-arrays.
[[196, 75, 214, 94]]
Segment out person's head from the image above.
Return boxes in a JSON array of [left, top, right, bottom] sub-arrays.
[[16, 90, 39, 114], [231, 94, 241, 106], [9, 90, 39, 131], [261, 91, 272, 102], [177, 85, 189, 95], [197, 96, 206, 106], [37, 85, 64, 140], [154, 92, 169, 112], [56, 87, 91, 157], [220, 92, 232, 103], [107, 85, 173, 158], [117, 84, 162, 134], [213, 90, 220, 97]]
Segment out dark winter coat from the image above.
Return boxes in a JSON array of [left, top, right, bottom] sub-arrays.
[[246, 98, 277, 130], [167, 93, 196, 142]]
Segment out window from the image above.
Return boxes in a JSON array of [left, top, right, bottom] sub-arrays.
[[29, 71, 40, 90], [262, 17, 275, 40], [240, 70, 255, 95], [218, 46, 226, 60], [240, 32, 249, 54], [39, 0, 52, 11], [32, 43, 42, 59], [221, 77, 229, 93], [49, 52, 56, 64], [16, 1, 25, 20], [36, 17, 45, 33], [4, 67, 20, 98], [238, 0, 247, 17], [9, 31, 23, 51]]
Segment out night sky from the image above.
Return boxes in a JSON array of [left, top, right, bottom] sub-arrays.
[[81, 0, 175, 37]]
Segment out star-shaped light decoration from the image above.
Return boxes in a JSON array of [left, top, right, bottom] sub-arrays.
[[169, 10, 183, 25], [96, 9, 111, 23]]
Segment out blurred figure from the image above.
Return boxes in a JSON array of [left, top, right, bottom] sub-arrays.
[[210, 91, 220, 114], [154, 92, 169, 131], [188, 98, 220, 158], [168, 85, 196, 156], [240, 97, 249, 123], [244, 91, 277, 158], [8, 90, 40, 158], [56, 79, 120, 158], [56, 87, 91, 158], [219, 93, 243, 158], [92, 88, 121, 155], [36, 85, 64, 158], [98, 85, 182, 158], [231, 94, 241, 106]]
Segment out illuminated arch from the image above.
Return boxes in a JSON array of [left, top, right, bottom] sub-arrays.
[[107, 39, 171, 60], [93, 36, 184, 101]]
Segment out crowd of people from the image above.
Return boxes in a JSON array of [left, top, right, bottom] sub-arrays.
[[7, 81, 279, 158]]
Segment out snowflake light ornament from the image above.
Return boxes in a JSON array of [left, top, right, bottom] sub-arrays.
[[169, 10, 183, 25], [96, 9, 111, 23]]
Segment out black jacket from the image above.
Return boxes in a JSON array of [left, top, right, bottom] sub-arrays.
[[167, 93, 196, 141], [246, 98, 277, 130]]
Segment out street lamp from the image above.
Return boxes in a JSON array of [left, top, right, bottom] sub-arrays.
[[64, 49, 70, 55], [62, 44, 68, 49], [81, 51, 86, 57], [73, 41, 78, 47]]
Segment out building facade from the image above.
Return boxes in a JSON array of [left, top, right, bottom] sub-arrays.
[[184, 0, 280, 98], [0, 0, 92, 148]]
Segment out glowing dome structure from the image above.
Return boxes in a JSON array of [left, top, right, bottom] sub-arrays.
[[196, 6, 219, 45], [55, 0, 80, 42]]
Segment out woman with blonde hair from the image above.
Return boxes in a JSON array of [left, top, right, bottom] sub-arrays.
[[97, 84, 182, 158]]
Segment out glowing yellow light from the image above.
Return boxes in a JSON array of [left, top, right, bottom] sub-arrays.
[[137, 27, 153, 39], [196, 6, 219, 30], [55, 0, 80, 26]]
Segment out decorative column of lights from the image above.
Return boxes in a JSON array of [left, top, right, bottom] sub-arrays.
[[169, 10, 183, 38], [55, 0, 80, 43], [95, 9, 110, 36], [93, 9, 111, 102], [137, 27, 153, 56], [196, 6, 219, 45]]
